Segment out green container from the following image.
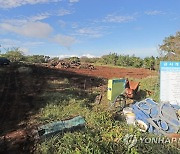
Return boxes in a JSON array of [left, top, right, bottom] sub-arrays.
[[38, 116, 85, 139], [107, 78, 126, 101]]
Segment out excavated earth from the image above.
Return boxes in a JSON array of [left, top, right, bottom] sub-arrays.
[[57, 65, 157, 79]]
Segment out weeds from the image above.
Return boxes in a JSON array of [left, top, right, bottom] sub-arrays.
[[138, 76, 160, 102], [34, 75, 178, 154]]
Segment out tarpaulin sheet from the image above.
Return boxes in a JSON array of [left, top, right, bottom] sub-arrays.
[[132, 98, 180, 135]]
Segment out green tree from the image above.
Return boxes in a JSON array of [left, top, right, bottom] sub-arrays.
[[101, 53, 118, 65], [25, 55, 46, 63], [143, 56, 155, 70], [131, 56, 143, 68], [117, 55, 134, 67], [68, 57, 80, 63], [4, 48, 24, 62], [80, 56, 91, 63], [101, 55, 109, 64], [159, 31, 180, 55]]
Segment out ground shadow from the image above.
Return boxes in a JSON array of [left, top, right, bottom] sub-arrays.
[[134, 89, 147, 101], [0, 63, 106, 153]]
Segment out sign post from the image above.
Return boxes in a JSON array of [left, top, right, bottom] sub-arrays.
[[160, 61, 180, 105]]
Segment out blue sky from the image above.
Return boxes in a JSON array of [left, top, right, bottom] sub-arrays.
[[0, 0, 179, 58]]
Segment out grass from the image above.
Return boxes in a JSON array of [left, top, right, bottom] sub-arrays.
[[134, 76, 160, 102], [34, 75, 179, 154]]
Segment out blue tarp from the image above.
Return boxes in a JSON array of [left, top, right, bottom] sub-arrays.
[[131, 98, 180, 135]]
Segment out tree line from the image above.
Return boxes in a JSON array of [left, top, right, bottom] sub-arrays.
[[0, 31, 179, 70], [0, 49, 165, 70]]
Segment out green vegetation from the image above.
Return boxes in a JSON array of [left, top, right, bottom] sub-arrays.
[[34, 76, 178, 154], [2, 48, 24, 62], [159, 31, 180, 55], [65, 56, 80, 63], [24, 55, 49, 63], [0, 48, 158, 69], [0, 49, 164, 71], [96, 54, 156, 69], [0, 47, 49, 64], [137, 76, 160, 102]]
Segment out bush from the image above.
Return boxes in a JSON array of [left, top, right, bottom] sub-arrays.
[[25, 55, 46, 63], [3, 48, 24, 62]]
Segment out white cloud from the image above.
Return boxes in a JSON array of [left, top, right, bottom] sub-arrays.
[[1, 10, 68, 25], [71, 23, 78, 29], [52, 34, 77, 48], [0, 38, 44, 51], [1, 19, 28, 26], [0, 11, 77, 48], [58, 54, 96, 59], [19, 47, 29, 54], [29, 13, 50, 22], [81, 54, 96, 58], [69, 0, 79, 3], [0, 21, 53, 38], [0, 20, 77, 48], [1, 13, 50, 27], [76, 27, 103, 38], [0, 38, 44, 55], [57, 9, 72, 16], [0, 0, 61, 9], [0, 38, 44, 47], [0, 38, 21, 46], [58, 54, 78, 59], [103, 14, 135, 23], [145, 10, 164, 16], [58, 20, 66, 28]]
